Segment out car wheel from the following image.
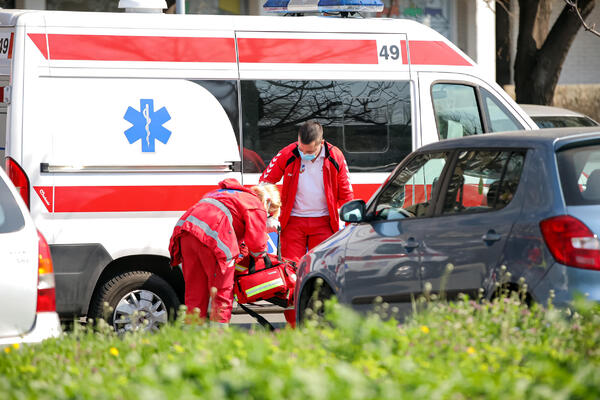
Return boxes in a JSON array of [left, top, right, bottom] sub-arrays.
[[299, 279, 334, 324], [89, 271, 180, 333]]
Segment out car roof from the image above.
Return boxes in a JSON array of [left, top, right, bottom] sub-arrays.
[[519, 104, 588, 118], [418, 127, 600, 152]]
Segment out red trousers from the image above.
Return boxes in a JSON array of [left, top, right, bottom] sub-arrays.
[[281, 216, 335, 262], [281, 216, 334, 328], [180, 233, 235, 323]]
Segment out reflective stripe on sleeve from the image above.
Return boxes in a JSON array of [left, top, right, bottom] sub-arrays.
[[200, 198, 234, 227], [184, 215, 234, 261], [245, 277, 284, 297], [250, 250, 267, 257]]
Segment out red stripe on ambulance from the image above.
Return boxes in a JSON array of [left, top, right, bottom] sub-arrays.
[[237, 38, 378, 64], [51, 185, 215, 213], [27, 34, 236, 63], [35, 183, 383, 213], [403, 40, 471, 66], [26, 34, 469, 66], [7, 32, 14, 59]]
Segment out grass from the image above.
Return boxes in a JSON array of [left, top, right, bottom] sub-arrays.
[[0, 293, 598, 400]]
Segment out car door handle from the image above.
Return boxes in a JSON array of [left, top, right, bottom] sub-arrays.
[[482, 230, 501, 244], [405, 237, 420, 250]]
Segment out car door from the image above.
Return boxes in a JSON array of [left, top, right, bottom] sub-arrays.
[[342, 151, 450, 316], [417, 149, 526, 300], [0, 169, 38, 339], [417, 72, 535, 148]]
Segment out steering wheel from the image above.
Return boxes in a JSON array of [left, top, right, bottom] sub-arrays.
[[396, 208, 415, 218]]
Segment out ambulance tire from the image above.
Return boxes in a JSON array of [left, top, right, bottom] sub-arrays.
[[299, 280, 334, 325], [89, 271, 180, 332]]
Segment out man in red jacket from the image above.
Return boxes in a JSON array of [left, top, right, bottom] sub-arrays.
[[260, 120, 354, 262], [169, 178, 279, 325]]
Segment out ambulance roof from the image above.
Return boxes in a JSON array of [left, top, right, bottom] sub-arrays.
[[1, 9, 450, 39]]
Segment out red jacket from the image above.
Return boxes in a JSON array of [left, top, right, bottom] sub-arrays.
[[259, 141, 353, 233], [169, 179, 268, 272]]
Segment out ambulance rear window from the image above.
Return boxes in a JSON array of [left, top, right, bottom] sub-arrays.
[[241, 80, 412, 173]]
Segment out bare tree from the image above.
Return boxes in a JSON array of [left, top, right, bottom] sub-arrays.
[[513, 0, 595, 104], [565, 0, 600, 36]]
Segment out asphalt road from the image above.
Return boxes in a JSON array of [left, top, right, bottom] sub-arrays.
[[230, 312, 288, 330]]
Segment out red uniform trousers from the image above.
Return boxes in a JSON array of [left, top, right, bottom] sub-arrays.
[[179, 232, 235, 323], [281, 215, 335, 327]]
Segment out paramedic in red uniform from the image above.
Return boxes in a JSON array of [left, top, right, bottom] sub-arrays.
[[260, 120, 354, 262], [169, 178, 280, 325]]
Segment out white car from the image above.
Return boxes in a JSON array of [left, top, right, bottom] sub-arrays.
[[520, 104, 599, 128], [0, 165, 61, 345]]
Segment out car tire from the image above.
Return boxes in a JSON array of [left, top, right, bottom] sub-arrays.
[[89, 271, 180, 333], [299, 279, 334, 324]]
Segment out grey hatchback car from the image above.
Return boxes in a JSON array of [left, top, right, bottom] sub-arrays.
[[294, 127, 600, 321]]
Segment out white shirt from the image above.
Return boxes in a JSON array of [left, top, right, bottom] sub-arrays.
[[291, 146, 329, 217]]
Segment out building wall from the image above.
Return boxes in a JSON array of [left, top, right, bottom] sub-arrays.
[[557, 2, 600, 84]]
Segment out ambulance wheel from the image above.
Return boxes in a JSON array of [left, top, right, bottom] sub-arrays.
[[89, 271, 180, 333], [299, 279, 334, 324]]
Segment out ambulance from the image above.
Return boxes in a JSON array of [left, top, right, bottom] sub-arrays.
[[0, 4, 537, 331]]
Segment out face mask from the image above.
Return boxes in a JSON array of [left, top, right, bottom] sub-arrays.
[[299, 151, 316, 161]]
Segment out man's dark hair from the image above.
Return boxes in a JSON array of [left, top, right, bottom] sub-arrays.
[[298, 120, 323, 144]]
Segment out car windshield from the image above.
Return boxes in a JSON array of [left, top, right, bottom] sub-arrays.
[[557, 144, 600, 206], [533, 116, 598, 128], [0, 177, 25, 233]]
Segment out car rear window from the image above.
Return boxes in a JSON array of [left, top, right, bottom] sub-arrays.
[[557, 144, 600, 206], [0, 176, 25, 233]]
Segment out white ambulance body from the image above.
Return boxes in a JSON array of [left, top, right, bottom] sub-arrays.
[[0, 9, 537, 330]]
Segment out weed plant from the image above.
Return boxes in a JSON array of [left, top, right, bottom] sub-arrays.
[[0, 292, 598, 399]]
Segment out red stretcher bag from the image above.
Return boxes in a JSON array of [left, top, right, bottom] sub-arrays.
[[234, 254, 296, 306]]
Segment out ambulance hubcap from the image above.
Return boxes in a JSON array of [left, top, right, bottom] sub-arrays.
[[113, 289, 168, 332]]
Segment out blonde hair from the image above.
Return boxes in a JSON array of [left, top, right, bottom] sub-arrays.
[[251, 184, 281, 219]]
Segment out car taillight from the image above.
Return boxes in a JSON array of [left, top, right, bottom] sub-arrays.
[[5, 157, 30, 208], [36, 230, 56, 312], [540, 215, 600, 271]]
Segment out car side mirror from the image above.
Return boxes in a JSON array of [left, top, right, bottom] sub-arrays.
[[340, 199, 366, 223]]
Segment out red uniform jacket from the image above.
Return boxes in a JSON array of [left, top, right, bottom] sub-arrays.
[[259, 141, 354, 233], [169, 179, 268, 272]]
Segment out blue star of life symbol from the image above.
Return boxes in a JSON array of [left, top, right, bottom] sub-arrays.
[[124, 99, 171, 152]]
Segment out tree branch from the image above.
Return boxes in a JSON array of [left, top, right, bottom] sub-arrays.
[[564, 0, 600, 37]]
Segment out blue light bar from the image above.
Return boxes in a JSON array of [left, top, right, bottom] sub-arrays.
[[263, 0, 384, 13]]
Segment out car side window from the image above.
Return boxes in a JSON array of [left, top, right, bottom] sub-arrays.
[[441, 150, 525, 215], [372, 152, 449, 220], [480, 88, 524, 132], [432, 83, 483, 140]]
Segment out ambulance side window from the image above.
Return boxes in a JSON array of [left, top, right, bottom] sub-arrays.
[[432, 83, 484, 140], [192, 80, 240, 136], [480, 87, 523, 132], [241, 80, 412, 173]]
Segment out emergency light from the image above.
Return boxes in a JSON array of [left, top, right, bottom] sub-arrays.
[[263, 0, 384, 14]]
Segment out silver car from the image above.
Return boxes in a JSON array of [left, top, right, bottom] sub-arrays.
[[520, 104, 599, 128], [0, 165, 61, 345]]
